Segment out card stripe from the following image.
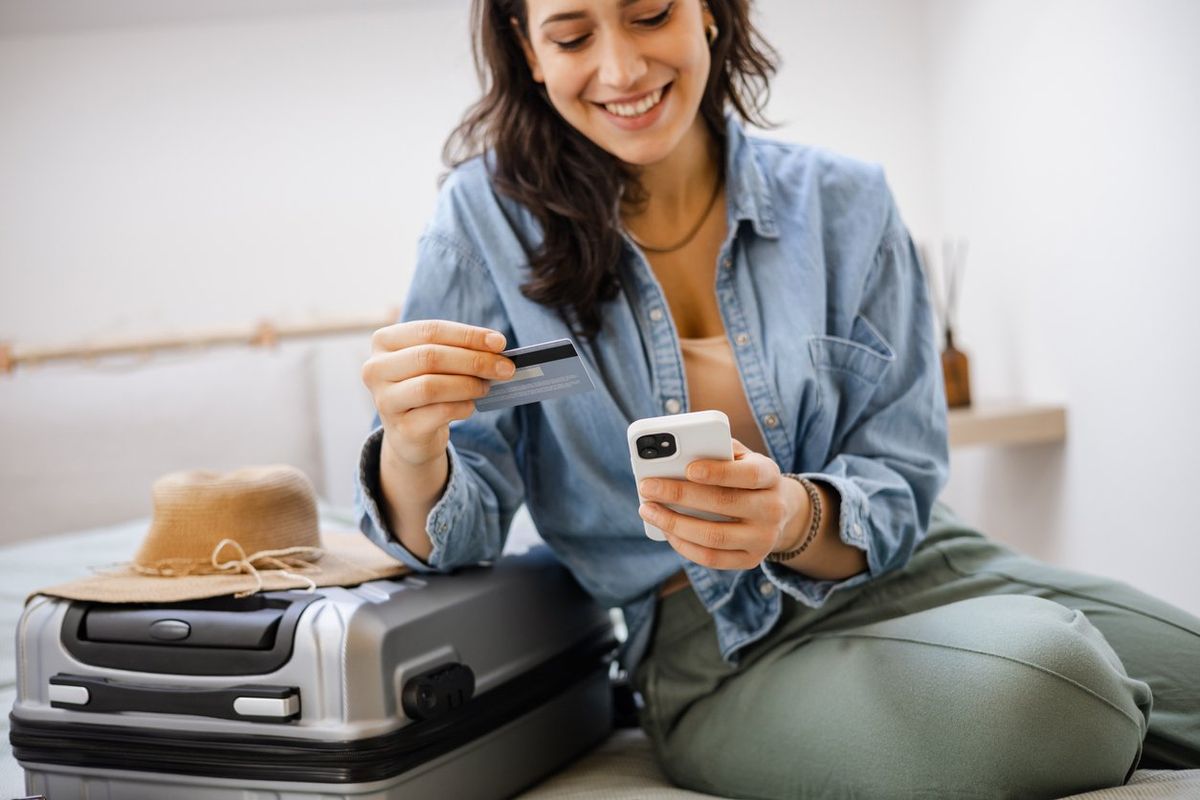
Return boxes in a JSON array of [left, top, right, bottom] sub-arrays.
[[508, 342, 578, 369]]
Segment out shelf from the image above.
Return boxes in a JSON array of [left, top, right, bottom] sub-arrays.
[[948, 401, 1067, 448]]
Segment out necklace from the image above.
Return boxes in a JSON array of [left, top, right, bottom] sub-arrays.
[[624, 174, 723, 254]]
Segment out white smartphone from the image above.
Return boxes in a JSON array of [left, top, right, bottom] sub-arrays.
[[627, 409, 735, 541]]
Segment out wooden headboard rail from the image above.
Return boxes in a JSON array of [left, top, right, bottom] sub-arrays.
[[0, 309, 399, 376]]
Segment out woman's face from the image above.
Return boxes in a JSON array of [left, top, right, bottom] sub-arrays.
[[517, 0, 713, 166]]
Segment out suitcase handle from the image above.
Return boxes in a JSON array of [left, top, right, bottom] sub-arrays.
[[82, 606, 286, 649], [48, 673, 301, 723], [61, 591, 320, 676]]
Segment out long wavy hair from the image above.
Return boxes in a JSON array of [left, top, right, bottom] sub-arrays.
[[444, 0, 778, 339]]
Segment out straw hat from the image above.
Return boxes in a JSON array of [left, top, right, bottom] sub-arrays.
[[36, 465, 408, 603]]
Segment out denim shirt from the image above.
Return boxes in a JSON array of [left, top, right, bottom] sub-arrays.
[[356, 116, 949, 675]]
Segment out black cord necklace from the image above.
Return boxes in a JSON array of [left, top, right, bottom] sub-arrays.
[[624, 174, 724, 254]]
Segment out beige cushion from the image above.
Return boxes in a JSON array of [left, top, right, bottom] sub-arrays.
[[517, 729, 1200, 800]]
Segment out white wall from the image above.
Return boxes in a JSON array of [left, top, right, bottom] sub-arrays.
[[0, 1, 473, 341], [1, 1, 1196, 612], [925, 0, 1200, 614]]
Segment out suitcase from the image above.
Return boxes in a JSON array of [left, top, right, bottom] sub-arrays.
[[9, 546, 616, 799]]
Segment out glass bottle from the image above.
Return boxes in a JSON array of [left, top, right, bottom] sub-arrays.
[[941, 327, 972, 408]]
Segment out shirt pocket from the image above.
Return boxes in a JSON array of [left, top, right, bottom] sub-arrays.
[[805, 314, 896, 451]]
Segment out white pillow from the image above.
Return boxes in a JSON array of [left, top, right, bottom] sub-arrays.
[[0, 347, 322, 544]]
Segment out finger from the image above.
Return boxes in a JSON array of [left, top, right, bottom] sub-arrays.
[[639, 501, 755, 553], [372, 320, 506, 355], [639, 477, 749, 518], [682, 452, 778, 490], [395, 399, 478, 437], [731, 438, 752, 457], [378, 374, 491, 416], [368, 344, 515, 383], [663, 532, 759, 571]]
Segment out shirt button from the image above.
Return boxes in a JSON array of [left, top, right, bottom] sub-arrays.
[[664, 398, 682, 414], [649, 307, 665, 322], [759, 581, 775, 597], [722, 257, 733, 270], [735, 333, 750, 346], [853, 523, 863, 538], [763, 413, 779, 429]]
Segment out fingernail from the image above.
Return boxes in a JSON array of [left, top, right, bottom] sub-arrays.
[[485, 332, 506, 350], [688, 464, 708, 480], [495, 360, 515, 378], [639, 503, 657, 518], [640, 479, 659, 495]]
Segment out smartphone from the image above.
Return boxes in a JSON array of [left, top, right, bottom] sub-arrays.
[[627, 409, 735, 541]]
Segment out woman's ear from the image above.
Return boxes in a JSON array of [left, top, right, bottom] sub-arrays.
[[510, 16, 545, 83]]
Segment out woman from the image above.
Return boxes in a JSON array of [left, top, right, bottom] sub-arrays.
[[357, 1, 1200, 797]]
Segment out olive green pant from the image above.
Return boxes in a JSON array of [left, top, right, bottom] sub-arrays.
[[633, 502, 1200, 800]]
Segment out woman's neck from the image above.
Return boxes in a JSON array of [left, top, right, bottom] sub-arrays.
[[623, 116, 721, 228]]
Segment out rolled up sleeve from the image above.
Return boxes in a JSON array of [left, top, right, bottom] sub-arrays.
[[763, 196, 949, 604], [353, 227, 526, 573]]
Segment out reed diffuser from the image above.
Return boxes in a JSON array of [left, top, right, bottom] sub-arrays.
[[921, 239, 972, 409]]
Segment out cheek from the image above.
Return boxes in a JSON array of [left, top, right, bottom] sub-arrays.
[[677, 41, 711, 89], [540, 60, 591, 111]]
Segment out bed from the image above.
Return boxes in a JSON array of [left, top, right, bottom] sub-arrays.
[[2, 346, 1197, 798]]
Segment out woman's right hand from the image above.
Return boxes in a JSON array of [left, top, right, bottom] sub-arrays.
[[362, 320, 515, 468]]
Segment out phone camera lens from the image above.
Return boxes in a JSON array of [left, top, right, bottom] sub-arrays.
[[637, 433, 675, 459]]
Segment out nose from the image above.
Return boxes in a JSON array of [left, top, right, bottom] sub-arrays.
[[596, 28, 648, 91]]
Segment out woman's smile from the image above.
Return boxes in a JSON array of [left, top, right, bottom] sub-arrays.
[[594, 83, 671, 130]]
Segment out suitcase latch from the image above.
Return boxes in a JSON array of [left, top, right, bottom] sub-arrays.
[[401, 663, 475, 722]]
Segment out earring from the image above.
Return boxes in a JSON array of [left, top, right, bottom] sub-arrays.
[[701, 1, 718, 45]]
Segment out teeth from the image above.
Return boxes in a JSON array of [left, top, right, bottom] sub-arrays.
[[605, 87, 663, 118]]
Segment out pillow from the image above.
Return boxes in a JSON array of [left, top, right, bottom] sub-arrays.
[[0, 347, 322, 545], [310, 337, 379, 510]]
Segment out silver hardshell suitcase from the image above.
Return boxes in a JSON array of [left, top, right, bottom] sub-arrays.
[[9, 546, 615, 799]]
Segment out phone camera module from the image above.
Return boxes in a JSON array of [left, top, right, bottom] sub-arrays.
[[637, 433, 676, 459]]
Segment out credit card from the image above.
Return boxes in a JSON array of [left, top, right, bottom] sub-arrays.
[[475, 338, 596, 412]]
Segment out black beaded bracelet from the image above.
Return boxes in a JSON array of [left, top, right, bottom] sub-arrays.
[[765, 475, 822, 563]]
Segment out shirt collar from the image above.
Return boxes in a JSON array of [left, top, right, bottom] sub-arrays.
[[723, 115, 779, 239]]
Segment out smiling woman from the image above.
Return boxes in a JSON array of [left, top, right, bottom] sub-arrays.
[[354, 1, 1200, 798], [443, 0, 775, 340]]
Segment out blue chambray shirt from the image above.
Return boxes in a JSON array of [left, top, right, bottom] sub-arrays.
[[356, 116, 949, 675]]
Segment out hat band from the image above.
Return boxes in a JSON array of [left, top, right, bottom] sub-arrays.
[[131, 538, 325, 598]]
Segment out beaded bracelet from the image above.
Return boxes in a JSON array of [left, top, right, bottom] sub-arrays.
[[764, 475, 822, 563]]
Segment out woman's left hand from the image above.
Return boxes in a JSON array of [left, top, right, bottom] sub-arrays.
[[637, 439, 808, 570]]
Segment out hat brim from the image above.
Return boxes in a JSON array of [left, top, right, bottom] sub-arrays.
[[33, 529, 409, 604]]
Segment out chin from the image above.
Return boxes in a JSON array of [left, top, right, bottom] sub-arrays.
[[603, 138, 676, 167], [585, 115, 693, 167]]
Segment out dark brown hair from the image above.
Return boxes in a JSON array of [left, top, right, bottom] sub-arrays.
[[444, 0, 778, 339]]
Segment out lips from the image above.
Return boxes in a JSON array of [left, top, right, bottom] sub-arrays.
[[593, 82, 672, 119], [600, 86, 666, 118]]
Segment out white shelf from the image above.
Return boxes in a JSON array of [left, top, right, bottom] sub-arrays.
[[948, 401, 1067, 448]]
